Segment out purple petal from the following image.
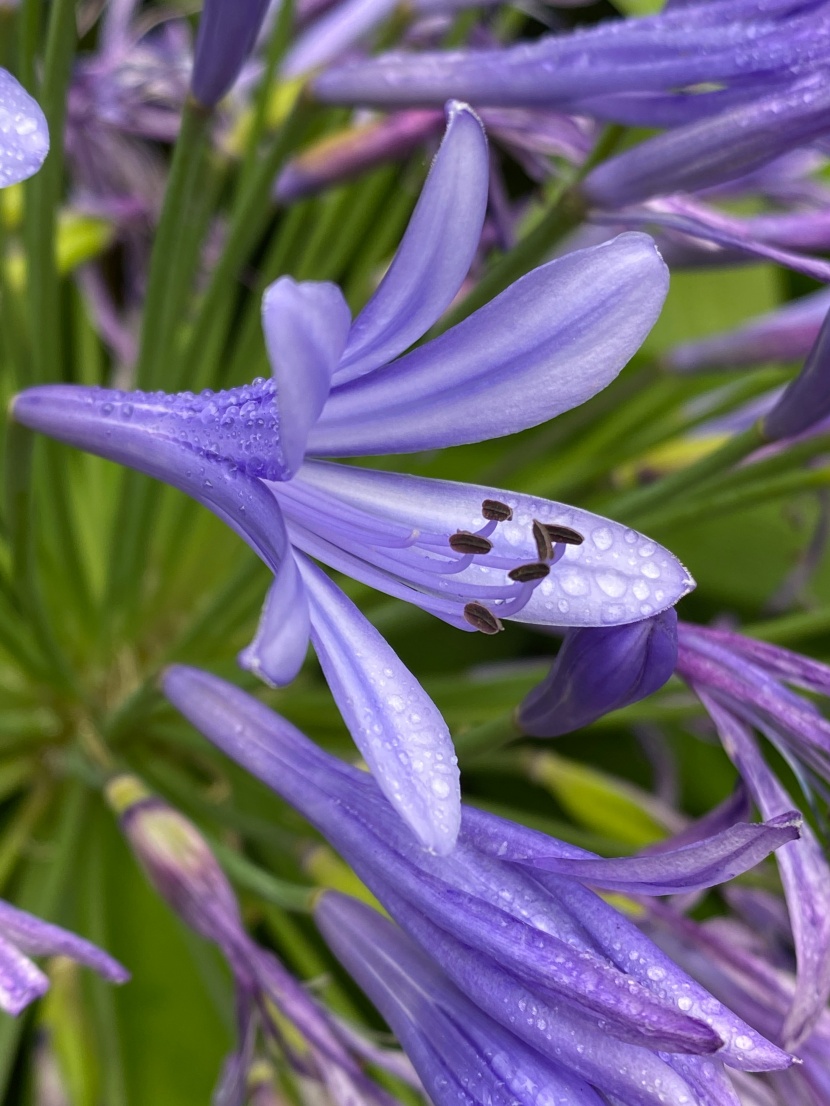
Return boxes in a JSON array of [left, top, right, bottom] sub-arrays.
[[287, 461, 695, 628], [316, 893, 607, 1106], [282, 0, 397, 77], [191, 0, 271, 107], [238, 553, 311, 687], [0, 69, 49, 187], [297, 556, 460, 854], [695, 692, 830, 1049], [0, 934, 48, 1016], [516, 813, 800, 895], [335, 102, 488, 384], [764, 301, 830, 440], [0, 900, 128, 985], [262, 278, 351, 476], [666, 288, 830, 373], [519, 611, 678, 738], [11, 384, 295, 577], [699, 629, 830, 698], [312, 233, 668, 455]]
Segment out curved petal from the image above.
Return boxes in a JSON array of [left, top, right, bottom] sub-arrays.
[[238, 552, 311, 687], [335, 102, 489, 384], [0, 901, 128, 984], [298, 556, 460, 854], [0, 934, 48, 1016], [262, 277, 351, 476], [312, 233, 669, 455], [281, 0, 398, 78], [516, 813, 800, 895], [0, 69, 49, 188], [291, 462, 695, 627]]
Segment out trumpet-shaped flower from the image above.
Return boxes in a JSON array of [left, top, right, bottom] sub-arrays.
[[0, 68, 49, 187], [164, 663, 802, 1106], [13, 102, 692, 854]]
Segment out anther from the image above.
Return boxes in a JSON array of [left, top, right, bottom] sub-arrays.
[[541, 523, 584, 546], [449, 531, 493, 555], [532, 520, 554, 561], [464, 602, 504, 635], [482, 499, 513, 522], [508, 562, 550, 583]]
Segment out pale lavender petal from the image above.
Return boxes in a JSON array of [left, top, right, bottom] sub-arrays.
[[695, 692, 830, 1049], [666, 288, 830, 374], [517, 813, 800, 895], [297, 556, 460, 854], [0, 934, 48, 1016], [262, 278, 351, 476], [238, 552, 311, 687], [313, 233, 668, 455], [287, 461, 695, 628], [335, 102, 488, 384], [281, 0, 397, 78], [0, 900, 128, 984], [316, 892, 607, 1106], [0, 68, 49, 187]]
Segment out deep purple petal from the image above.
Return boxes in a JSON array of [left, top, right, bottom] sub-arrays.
[[0, 900, 128, 984], [238, 554, 311, 687], [764, 301, 830, 440], [694, 692, 830, 1049], [286, 462, 695, 628], [0, 68, 49, 187], [262, 277, 351, 476], [516, 813, 800, 895], [191, 0, 271, 107], [335, 102, 488, 384], [312, 233, 668, 455], [518, 611, 678, 737], [297, 556, 460, 854]]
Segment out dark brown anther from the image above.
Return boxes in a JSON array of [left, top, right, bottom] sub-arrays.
[[541, 523, 584, 546], [463, 602, 504, 635], [482, 499, 513, 522], [508, 562, 550, 583], [532, 519, 554, 561], [449, 531, 493, 555]]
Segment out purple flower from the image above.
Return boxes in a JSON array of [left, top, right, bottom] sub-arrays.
[[519, 608, 678, 738], [0, 899, 127, 1016], [191, 0, 271, 108], [13, 103, 690, 854], [763, 301, 830, 440], [105, 774, 411, 1106], [676, 622, 830, 1046], [164, 662, 801, 1106], [0, 68, 49, 187]]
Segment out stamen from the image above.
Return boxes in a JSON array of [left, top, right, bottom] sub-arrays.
[[449, 531, 493, 555], [541, 523, 584, 546], [508, 562, 550, 583], [482, 499, 513, 522], [532, 520, 554, 561], [464, 603, 504, 635]]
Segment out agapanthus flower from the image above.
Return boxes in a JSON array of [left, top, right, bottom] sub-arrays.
[[13, 103, 691, 853], [191, 0, 272, 109], [163, 662, 803, 1106], [105, 774, 415, 1106], [0, 68, 49, 187], [0, 898, 128, 1016]]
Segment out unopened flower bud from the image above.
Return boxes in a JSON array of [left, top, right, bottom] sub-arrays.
[[105, 774, 241, 943], [191, 0, 271, 109], [518, 609, 678, 738]]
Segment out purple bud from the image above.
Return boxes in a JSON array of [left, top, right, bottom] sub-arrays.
[[519, 609, 678, 737], [763, 304, 830, 441], [191, 0, 271, 109]]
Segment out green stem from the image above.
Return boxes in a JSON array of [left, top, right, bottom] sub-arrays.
[[209, 838, 314, 912], [744, 606, 830, 644]]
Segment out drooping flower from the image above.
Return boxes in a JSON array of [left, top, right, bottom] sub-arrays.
[[676, 621, 830, 1047], [13, 102, 691, 853], [105, 774, 415, 1106], [0, 898, 128, 1016], [164, 662, 802, 1106], [0, 68, 49, 187], [518, 608, 679, 738]]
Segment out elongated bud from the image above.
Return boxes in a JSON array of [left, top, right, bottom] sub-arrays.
[[762, 305, 830, 441], [191, 0, 271, 109], [518, 610, 678, 737], [105, 775, 241, 943]]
